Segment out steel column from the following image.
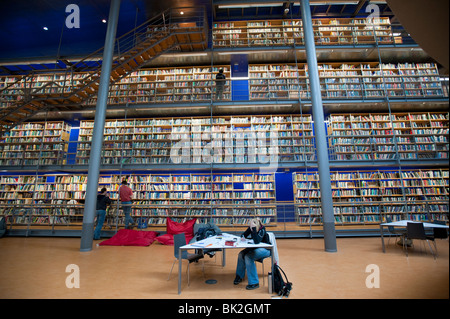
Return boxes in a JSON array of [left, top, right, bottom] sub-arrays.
[[300, 0, 337, 252], [80, 0, 121, 252]]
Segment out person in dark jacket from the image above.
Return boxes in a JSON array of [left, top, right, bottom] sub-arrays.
[[94, 187, 112, 240], [215, 69, 226, 100], [234, 218, 271, 290]]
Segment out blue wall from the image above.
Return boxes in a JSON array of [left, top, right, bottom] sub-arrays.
[[230, 54, 249, 101]]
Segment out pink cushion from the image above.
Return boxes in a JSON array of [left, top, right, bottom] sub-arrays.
[[99, 229, 159, 246]]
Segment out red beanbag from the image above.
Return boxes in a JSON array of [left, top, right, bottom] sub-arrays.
[[99, 229, 159, 246], [155, 218, 196, 245]]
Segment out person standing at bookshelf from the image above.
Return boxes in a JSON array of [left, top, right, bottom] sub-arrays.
[[233, 218, 271, 290], [94, 188, 112, 240], [119, 180, 134, 229], [215, 69, 226, 100]]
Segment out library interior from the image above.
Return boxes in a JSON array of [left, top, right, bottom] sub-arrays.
[[0, 0, 448, 300]]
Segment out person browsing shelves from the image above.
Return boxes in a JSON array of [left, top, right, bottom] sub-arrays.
[[94, 188, 112, 240], [215, 69, 226, 100], [119, 180, 134, 229], [234, 218, 271, 290]]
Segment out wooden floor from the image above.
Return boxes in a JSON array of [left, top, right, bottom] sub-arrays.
[[0, 235, 448, 299]]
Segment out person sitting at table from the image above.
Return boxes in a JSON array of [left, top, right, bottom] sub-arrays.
[[233, 218, 271, 290]]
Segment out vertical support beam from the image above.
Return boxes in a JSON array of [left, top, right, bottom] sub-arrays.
[[300, 0, 337, 252], [80, 0, 121, 252]]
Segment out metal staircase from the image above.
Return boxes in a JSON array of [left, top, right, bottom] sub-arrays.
[[0, 7, 208, 136]]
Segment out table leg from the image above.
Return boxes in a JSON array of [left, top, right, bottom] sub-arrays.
[[222, 248, 226, 267], [380, 225, 386, 253], [270, 247, 274, 295], [178, 247, 182, 294]]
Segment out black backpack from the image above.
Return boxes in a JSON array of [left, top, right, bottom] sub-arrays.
[[196, 223, 221, 241], [272, 264, 292, 297], [0, 217, 6, 238]]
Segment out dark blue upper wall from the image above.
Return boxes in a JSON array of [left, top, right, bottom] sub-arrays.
[[0, 0, 212, 62], [0, 1, 393, 64]]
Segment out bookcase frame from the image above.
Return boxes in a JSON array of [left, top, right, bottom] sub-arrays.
[[0, 172, 277, 230], [213, 17, 395, 47], [327, 112, 449, 161], [1, 62, 444, 110], [0, 121, 71, 166], [248, 62, 444, 101], [293, 168, 449, 226], [76, 114, 316, 165]]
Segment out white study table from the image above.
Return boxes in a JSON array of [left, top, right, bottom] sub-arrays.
[[178, 233, 273, 294], [379, 220, 449, 253]]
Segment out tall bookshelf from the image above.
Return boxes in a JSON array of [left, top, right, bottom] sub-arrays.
[[293, 168, 449, 226], [76, 114, 315, 165], [213, 17, 395, 47], [327, 112, 449, 161], [1, 62, 444, 109], [0, 175, 83, 229], [0, 121, 71, 166], [248, 62, 444, 100], [0, 73, 91, 109], [87, 65, 231, 105], [0, 10, 448, 238], [0, 62, 442, 112], [0, 172, 277, 229], [0, 66, 230, 110]]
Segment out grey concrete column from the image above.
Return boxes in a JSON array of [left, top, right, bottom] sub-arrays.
[[80, 0, 121, 252], [300, 0, 337, 252]]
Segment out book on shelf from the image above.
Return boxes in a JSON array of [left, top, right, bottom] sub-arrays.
[[0, 172, 277, 228], [293, 168, 449, 226]]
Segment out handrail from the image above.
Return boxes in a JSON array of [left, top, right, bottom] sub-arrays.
[[1, 199, 447, 232], [0, 6, 208, 133]]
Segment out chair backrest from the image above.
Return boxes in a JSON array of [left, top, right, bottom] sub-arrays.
[[386, 217, 395, 232], [407, 222, 426, 240], [267, 232, 279, 265], [173, 233, 187, 259]]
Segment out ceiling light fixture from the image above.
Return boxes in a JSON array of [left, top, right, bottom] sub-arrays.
[[43, 26, 48, 30], [102, 19, 107, 23]]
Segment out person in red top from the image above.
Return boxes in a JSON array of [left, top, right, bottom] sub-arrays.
[[119, 180, 134, 229]]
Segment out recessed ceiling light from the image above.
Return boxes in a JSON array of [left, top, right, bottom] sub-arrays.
[[102, 19, 107, 23], [180, 11, 184, 15], [43, 26, 48, 30]]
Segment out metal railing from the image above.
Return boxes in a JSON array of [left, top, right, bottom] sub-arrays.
[[0, 108, 448, 167], [8, 70, 443, 109], [1, 199, 447, 236], [0, 7, 208, 132], [212, 19, 416, 48]]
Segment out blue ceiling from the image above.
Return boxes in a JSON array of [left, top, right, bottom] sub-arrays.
[[0, 0, 393, 74], [0, 0, 203, 62]]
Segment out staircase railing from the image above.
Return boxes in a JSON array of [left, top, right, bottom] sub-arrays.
[[0, 6, 208, 135]]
